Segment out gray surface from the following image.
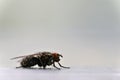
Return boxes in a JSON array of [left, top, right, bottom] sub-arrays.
[[0, 67, 120, 80]]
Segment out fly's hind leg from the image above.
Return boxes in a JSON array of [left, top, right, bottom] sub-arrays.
[[16, 66, 22, 68]]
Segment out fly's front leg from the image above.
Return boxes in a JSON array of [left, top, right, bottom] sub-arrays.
[[53, 63, 60, 70], [58, 62, 70, 69]]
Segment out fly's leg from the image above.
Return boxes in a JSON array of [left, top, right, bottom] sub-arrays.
[[53, 63, 60, 70], [16, 66, 22, 68], [58, 62, 70, 69], [43, 65, 46, 69]]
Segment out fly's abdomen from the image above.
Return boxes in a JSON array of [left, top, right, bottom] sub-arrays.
[[20, 56, 39, 67]]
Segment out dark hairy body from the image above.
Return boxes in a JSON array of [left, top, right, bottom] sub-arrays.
[[11, 52, 70, 70]]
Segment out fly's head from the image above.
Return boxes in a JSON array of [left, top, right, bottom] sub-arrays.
[[51, 53, 63, 62]]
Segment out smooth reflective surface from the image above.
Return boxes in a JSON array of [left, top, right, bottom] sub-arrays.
[[0, 67, 120, 80]]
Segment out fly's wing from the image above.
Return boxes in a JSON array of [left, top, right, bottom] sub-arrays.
[[10, 52, 42, 60], [10, 55, 27, 60]]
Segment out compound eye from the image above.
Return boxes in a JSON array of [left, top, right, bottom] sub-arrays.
[[59, 54, 63, 58]]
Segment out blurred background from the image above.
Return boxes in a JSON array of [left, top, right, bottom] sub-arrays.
[[0, 0, 120, 68]]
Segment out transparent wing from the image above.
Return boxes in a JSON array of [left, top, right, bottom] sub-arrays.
[[10, 52, 42, 60]]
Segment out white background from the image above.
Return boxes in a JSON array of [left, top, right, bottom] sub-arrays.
[[0, 0, 120, 68]]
